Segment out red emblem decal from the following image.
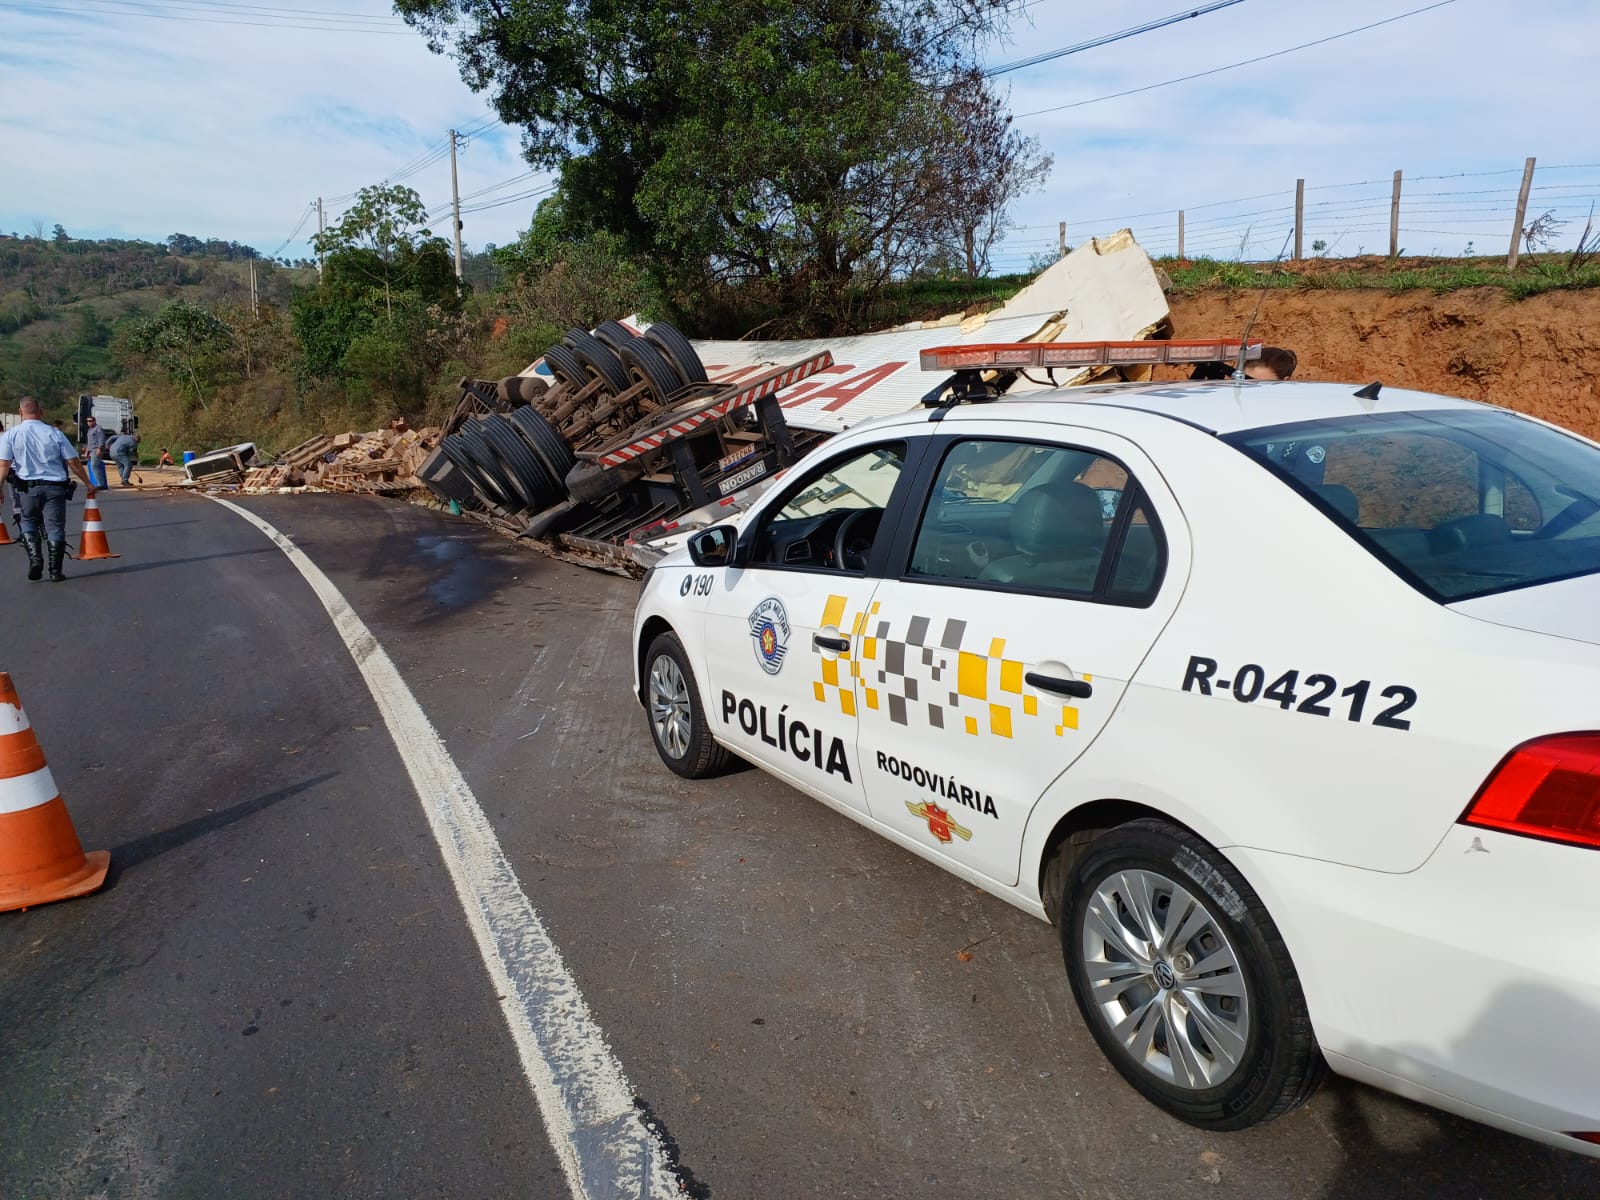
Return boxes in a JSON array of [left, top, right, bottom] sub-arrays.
[[905, 800, 971, 845]]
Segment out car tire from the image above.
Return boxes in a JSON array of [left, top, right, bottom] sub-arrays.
[[643, 631, 734, 779], [1059, 818, 1326, 1130]]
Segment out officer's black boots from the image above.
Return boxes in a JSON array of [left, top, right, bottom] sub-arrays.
[[23, 533, 43, 582], [47, 542, 65, 583]]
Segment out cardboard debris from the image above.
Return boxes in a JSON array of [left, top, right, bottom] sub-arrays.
[[239, 425, 441, 495]]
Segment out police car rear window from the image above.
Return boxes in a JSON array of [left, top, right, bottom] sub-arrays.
[[1224, 409, 1600, 602]]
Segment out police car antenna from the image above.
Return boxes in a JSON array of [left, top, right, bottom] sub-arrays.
[[1234, 226, 1296, 380]]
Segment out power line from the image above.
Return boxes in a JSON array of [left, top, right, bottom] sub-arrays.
[[985, 0, 1247, 77], [388, 144, 455, 186], [1015, 0, 1460, 119], [461, 184, 558, 215], [267, 203, 315, 260], [1, 0, 414, 33], [116, 0, 406, 18], [457, 171, 540, 204]]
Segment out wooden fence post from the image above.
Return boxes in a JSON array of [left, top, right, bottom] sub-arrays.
[[1390, 170, 1402, 258], [1178, 210, 1185, 260], [1295, 179, 1304, 260], [1508, 156, 1537, 269]]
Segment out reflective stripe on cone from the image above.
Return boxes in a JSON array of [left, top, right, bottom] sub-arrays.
[[0, 673, 109, 912], [77, 496, 119, 561]]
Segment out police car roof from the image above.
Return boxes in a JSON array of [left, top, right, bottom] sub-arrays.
[[937, 378, 1482, 436]]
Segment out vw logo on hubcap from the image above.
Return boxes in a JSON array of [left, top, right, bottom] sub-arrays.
[[1153, 961, 1178, 990]]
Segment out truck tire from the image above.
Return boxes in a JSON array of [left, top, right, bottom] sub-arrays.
[[618, 337, 685, 409], [563, 328, 631, 396], [542, 343, 588, 391], [509, 406, 577, 483], [440, 432, 516, 512], [483, 413, 564, 511], [643, 322, 707, 384], [593, 320, 634, 353], [457, 420, 527, 511]]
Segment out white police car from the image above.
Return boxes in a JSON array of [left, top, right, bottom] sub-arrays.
[[631, 339, 1600, 1156]]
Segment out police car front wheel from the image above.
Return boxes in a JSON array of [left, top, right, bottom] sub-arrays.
[[645, 631, 735, 779], [1060, 819, 1325, 1130]]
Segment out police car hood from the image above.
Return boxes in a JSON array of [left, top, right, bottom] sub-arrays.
[[1450, 570, 1600, 646]]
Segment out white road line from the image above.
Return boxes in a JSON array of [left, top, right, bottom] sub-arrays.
[[208, 497, 681, 1200]]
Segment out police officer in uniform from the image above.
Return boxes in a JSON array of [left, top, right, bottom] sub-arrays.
[[0, 397, 97, 581]]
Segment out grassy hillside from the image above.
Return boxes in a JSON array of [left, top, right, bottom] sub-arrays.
[[0, 234, 316, 417]]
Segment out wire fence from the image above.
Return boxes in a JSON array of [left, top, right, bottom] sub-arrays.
[[990, 160, 1600, 270]]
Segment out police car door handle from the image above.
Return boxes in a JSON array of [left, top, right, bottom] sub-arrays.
[[1026, 672, 1093, 699], [813, 634, 850, 653]]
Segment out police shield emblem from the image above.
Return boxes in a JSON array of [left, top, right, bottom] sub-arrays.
[[748, 597, 791, 675]]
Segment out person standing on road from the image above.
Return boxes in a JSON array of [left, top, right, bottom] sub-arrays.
[[109, 429, 139, 486], [83, 415, 109, 489], [0, 397, 97, 582]]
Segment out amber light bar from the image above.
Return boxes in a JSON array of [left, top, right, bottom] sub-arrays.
[[919, 339, 1264, 372]]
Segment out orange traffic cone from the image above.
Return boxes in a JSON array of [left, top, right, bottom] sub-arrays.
[[77, 495, 119, 561], [0, 673, 109, 912], [0, 519, 12, 546]]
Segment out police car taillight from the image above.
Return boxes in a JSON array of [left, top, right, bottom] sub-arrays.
[[1461, 733, 1600, 850], [918, 339, 1263, 372]]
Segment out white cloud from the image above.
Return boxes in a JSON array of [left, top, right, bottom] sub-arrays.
[[1, 0, 1596, 266], [0, 0, 540, 254]]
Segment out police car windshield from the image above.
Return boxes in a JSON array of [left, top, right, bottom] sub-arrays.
[[1224, 408, 1600, 602]]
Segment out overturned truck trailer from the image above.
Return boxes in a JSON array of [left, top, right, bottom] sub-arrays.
[[417, 229, 1170, 573], [415, 321, 836, 571]]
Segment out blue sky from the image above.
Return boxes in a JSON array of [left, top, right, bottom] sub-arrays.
[[2, 0, 1596, 267]]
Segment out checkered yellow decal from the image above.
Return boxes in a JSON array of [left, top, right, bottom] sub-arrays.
[[813, 595, 1089, 736]]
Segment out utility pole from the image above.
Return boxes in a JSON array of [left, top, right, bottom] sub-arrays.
[[248, 254, 258, 317], [449, 129, 464, 288], [1294, 178, 1304, 261], [1508, 156, 1536, 269], [315, 197, 325, 281], [1389, 170, 1403, 258], [1058, 221, 1066, 260]]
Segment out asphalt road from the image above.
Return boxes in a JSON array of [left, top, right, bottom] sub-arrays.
[[2, 488, 1594, 1200]]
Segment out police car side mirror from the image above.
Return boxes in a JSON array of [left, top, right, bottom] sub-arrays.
[[688, 525, 737, 568]]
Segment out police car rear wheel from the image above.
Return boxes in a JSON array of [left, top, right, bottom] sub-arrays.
[[645, 632, 734, 779], [1061, 819, 1325, 1130]]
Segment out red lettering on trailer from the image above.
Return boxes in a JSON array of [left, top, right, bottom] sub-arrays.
[[787, 362, 908, 411], [775, 363, 851, 407]]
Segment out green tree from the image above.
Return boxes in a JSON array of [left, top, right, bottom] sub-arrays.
[[394, 0, 1034, 318], [311, 184, 460, 320], [123, 299, 234, 408]]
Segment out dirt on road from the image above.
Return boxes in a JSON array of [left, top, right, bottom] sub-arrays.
[[1164, 286, 1600, 438]]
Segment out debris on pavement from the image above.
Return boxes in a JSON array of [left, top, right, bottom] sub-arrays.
[[236, 422, 442, 494]]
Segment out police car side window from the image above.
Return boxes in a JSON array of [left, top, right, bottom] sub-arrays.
[[906, 438, 1164, 603], [749, 442, 907, 570]]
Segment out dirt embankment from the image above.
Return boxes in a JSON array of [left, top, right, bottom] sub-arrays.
[[1163, 288, 1600, 439]]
